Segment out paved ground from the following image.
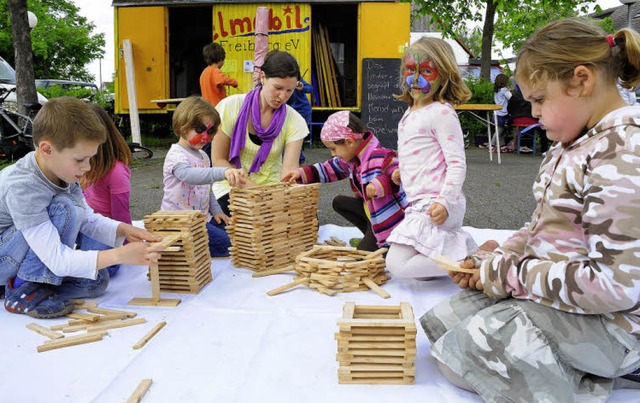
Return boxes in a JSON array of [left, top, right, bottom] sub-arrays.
[[130, 145, 542, 230]]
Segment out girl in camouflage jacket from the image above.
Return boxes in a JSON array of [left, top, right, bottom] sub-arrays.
[[421, 18, 640, 402]]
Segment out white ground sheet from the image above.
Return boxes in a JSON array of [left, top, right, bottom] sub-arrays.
[[1, 224, 638, 402]]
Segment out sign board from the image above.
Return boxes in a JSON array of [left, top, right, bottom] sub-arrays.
[[360, 58, 406, 149]]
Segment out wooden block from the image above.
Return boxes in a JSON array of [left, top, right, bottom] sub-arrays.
[[431, 255, 477, 274], [86, 317, 147, 332], [127, 378, 153, 403], [26, 323, 64, 340], [37, 331, 107, 353], [251, 265, 295, 278], [128, 298, 181, 307], [66, 312, 102, 322], [361, 277, 390, 299], [87, 306, 137, 318], [133, 321, 167, 350], [267, 277, 308, 296]]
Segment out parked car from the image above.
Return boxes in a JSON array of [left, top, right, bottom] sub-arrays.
[[35, 79, 99, 92], [0, 55, 48, 109]]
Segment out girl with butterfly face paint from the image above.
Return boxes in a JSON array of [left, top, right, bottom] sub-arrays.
[[385, 37, 478, 279]]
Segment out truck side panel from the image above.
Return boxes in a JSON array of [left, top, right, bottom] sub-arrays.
[[213, 3, 311, 94], [115, 6, 168, 114], [357, 2, 410, 107]]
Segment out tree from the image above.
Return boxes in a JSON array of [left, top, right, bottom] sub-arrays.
[[0, 0, 105, 82], [7, 0, 37, 115], [494, 0, 601, 56], [409, 0, 598, 80]]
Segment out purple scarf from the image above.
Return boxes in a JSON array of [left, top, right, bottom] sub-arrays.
[[228, 86, 287, 174]]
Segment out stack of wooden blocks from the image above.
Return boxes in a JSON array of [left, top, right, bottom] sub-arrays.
[[336, 302, 417, 384], [143, 210, 212, 293], [228, 183, 320, 271]]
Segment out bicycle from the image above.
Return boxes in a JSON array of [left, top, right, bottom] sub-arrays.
[[0, 87, 40, 160], [128, 141, 154, 160]]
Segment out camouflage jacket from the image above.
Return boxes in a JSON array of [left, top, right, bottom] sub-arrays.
[[481, 107, 640, 334]]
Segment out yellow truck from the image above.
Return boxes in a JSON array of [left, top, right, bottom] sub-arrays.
[[112, 0, 410, 131]]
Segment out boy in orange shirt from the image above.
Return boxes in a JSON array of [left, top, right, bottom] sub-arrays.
[[199, 42, 238, 107]]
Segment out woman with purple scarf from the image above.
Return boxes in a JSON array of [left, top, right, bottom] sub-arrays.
[[210, 50, 309, 215]]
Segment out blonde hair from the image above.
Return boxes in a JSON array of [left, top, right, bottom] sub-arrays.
[[172, 96, 221, 138], [394, 37, 471, 106], [82, 103, 132, 188], [33, 97, 106, 150], [515, 18, 640, 91]]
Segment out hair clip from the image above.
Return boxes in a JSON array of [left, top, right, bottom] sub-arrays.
[[606, 34, 616, 48]]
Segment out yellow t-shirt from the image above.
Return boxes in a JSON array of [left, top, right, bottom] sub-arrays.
[[212, 93, 308, 198]]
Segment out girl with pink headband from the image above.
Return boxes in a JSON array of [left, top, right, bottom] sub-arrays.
[[282, 111, 407, 251]]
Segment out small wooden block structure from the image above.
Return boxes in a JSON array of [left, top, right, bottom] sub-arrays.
[[268, 245, 390, 298], [228, 183, 320, 271], [336, 302, 417, 384], [142, 210, 213, 294]]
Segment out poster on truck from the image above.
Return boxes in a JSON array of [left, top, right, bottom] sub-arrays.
[[214, 3, 311, 93]]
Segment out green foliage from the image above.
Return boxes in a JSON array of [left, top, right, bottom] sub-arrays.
[[465, 77, 494, 104], [457, 26, 483, 58], [494, 1, 600, 54], [0, 0, 105, 82], [408, 0, 602, 80], [37, 85, 94, 101], [459, 77, 495, 142]]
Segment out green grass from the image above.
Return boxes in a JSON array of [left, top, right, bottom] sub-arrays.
[[0, 159, 15, 170]]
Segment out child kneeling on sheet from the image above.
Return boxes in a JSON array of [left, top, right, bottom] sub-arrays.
[[0, 97, 164, 318], [161, 96, 245, 257], [421, 18, 640, 402], [282, 111, 407, 251]]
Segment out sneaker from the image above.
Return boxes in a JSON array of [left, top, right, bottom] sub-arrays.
[[520, 146, 533, 153], [4, 279, 74, 318]]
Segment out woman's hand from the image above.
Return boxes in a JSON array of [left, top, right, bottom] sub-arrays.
[[427, 202, 449, 225], [281, 170, 301, 183], [225, 168, 246, 187], [213, 212, 230, 225]]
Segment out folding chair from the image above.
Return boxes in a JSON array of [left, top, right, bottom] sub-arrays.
[[511, 116, 539, 156]]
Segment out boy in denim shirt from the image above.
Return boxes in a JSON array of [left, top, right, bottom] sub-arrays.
[[0, 97, 163, 318]]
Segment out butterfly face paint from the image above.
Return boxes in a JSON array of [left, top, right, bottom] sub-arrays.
[[404, 50, 441, 101]]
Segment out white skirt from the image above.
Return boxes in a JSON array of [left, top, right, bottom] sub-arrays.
[[387, 195, 477, 260]]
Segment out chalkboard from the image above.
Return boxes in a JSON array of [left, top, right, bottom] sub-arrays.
[[360, 58, 406, 149]]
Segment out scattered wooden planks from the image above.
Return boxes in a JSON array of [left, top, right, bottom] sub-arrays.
[[29, 305, 155, 353], [127, 378, 153, 403], [133, 321, 167, 350], [336, 302, 416, 384]]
